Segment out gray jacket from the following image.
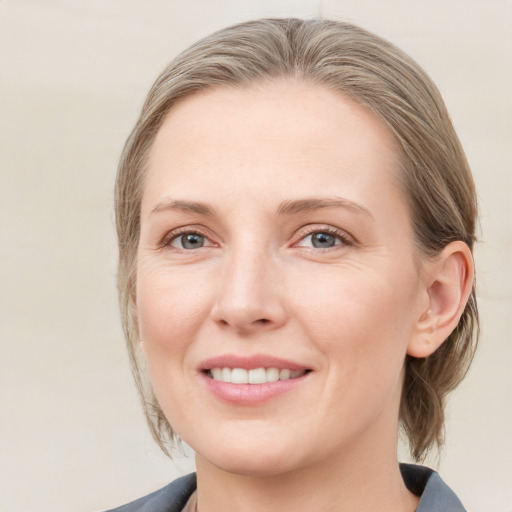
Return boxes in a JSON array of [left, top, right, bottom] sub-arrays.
[[105, 463, 466, 512]]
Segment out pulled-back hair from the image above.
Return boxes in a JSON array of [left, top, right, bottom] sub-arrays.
[[115, 18, 478, 461]]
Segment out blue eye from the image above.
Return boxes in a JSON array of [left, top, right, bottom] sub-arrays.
[[171, 233, 207, 250], [309, 232, 338, 248], [296, 229, 350, 249]]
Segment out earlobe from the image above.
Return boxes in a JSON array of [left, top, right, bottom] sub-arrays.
[[407, 241, 474, 358]]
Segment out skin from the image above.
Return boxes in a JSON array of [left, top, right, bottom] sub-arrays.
[[136, 80, 473, 512]]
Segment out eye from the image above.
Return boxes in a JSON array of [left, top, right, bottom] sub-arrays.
[[309, 232, 338, 248], [295, 227, 353, 250], [166, 231, 215, 250], [300, 232, 340, 249]]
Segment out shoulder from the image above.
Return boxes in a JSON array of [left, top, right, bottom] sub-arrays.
[[400, 463, 466, 512], [104, 473, 197, 512]]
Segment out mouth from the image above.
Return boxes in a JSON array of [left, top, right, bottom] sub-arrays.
[[205, 367, 310, 384], [199, 355, 312, 404]]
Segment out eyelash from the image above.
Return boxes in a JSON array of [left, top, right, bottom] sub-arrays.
[[161, 226, 213, 249], [293, 225, 355, 249], [161, 225, 355, 251]]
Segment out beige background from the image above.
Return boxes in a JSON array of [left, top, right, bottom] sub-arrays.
[[1, 1, 511, 511]]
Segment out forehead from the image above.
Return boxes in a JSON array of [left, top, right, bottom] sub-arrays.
[[143, 80, 403, 214]]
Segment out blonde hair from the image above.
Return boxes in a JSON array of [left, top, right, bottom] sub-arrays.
[[115, 18, 478, 461]]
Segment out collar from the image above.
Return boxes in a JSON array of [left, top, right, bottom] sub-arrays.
[[400, 463, 466, 511]]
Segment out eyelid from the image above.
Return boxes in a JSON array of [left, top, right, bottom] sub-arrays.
[[161, 225, 217, 249], [292, 224, 356, 248]]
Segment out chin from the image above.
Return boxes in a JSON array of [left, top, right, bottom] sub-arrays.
[[202, 451, 301, 478], [192, 433, 309, 478]]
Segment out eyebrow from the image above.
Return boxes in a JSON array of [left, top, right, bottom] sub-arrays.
[[150, 196, 373, 219], [151, 199, 215, 216], [277, 197, 374, 219]]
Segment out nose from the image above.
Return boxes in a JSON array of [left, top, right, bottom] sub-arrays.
[[210, 245, 288, 335]]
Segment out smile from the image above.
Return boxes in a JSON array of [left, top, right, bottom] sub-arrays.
[[208, 367, 308, 384]]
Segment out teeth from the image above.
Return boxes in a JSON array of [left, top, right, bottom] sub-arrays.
[[231, 368, 248, 384], [211, 368, 222, 380], [279, 369, 291, 380], [248, 368, 266, 384], [209, 367, 307, 384], [266, 367, 279, 382]]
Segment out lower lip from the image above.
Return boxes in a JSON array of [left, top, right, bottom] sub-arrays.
[[200, 372, 310, 405]]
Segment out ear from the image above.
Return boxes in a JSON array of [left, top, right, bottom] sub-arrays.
[[407, 241, 474, 358]]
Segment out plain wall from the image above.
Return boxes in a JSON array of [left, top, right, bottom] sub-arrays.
[[1, 1, 511, 511]]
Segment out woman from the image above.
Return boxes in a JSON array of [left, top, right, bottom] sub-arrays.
[[108, 18, 478, 512]]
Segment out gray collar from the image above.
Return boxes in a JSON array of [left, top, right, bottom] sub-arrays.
[[400, 463, 466, 511]]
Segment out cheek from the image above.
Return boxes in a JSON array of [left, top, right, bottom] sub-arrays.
[[292, 264, 419, 371], [136, 263, 211, 357], [135, 264, 213, 419]]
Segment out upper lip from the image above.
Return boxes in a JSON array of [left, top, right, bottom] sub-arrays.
[[199, 354, 310, 371]]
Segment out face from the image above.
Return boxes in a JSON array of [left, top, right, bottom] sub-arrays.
[[136, 81, 427, 476]]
